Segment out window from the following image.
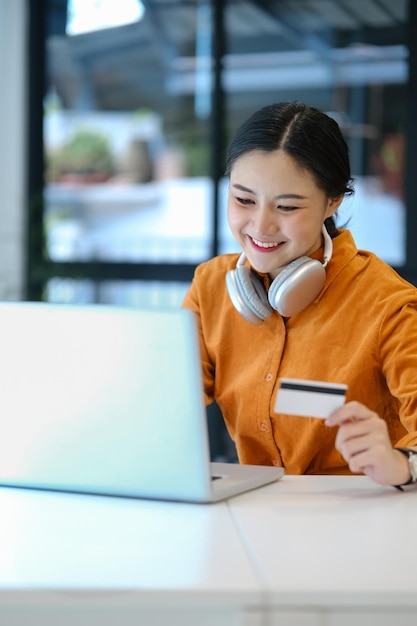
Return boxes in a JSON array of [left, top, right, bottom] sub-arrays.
[[29, 0, 412, 306], [221, 0, 408, 267]]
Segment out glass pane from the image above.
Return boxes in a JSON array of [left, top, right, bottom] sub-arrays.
[[44, 0, 213, 263], [46, 278, 190, 308], [45, 0, 409, 271], [220, 0, 408, 266]]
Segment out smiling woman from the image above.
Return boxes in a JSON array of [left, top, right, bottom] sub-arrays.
[[183, 100, 417, 489], [226, 150, 343, 279], [224, 102, 351, 279]]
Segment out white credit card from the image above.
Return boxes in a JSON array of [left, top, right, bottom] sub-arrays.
[[274, 378, 348, 419]]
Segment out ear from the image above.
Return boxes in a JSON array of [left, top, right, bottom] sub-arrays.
[[325, 195, 344, 218]]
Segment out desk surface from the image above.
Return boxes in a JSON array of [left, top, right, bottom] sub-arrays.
[[0, 485, 260, 602], [0, 475, 416, 624], [228, 475, 417, 607]]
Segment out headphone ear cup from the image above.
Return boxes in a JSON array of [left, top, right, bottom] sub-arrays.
[[268, 256, 326, 317], [226, 266, 273, 325]]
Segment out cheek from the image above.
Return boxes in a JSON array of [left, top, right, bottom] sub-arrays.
[[227, 204, 243, 233]]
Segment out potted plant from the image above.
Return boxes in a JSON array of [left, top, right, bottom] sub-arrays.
[[49, 128, 114, 183]]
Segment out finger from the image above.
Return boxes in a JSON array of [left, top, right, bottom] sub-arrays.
[[335, 435, 377, 474], [348, 452, 373, 475], [335, 416, 388, 452], [346, 449, 381, 476], [336, 430, 390, 474], [325, 401, 374, 426], [334, 419, 388, 459], [335, 432, 371, 461]]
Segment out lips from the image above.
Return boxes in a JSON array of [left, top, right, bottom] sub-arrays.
[[249, 236, 284, 251]]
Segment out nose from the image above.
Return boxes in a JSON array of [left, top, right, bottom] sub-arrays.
[[251, 206, 279, 236]]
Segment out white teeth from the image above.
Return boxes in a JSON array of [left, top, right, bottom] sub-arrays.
[[252, 237, 280, 248]]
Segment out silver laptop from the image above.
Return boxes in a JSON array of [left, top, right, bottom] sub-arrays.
[[0, 302, 283, 503]]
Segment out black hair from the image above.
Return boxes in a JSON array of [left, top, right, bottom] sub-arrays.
[[225, 101, 354, 232]]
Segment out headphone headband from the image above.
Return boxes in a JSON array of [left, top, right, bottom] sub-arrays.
[[321, 224, 333, 267]]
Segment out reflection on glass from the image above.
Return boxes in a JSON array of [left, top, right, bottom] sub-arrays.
[[45, 0, 212, 264], [220, 1, 408, 266], [66, 0, 145, 36], [47, 278, 190, 308], [44, 0, 409, 271]]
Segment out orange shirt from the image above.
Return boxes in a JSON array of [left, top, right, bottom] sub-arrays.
[[183, 229, 417, 475]]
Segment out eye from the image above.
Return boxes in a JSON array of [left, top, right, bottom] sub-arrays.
[[236, 196, 254, 206], [277, 204, 297, 212]]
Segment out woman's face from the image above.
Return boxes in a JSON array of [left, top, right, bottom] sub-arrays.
[[227, 149, 342, 279]]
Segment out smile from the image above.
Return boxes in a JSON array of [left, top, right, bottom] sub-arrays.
[[250, 236, 282, 249]]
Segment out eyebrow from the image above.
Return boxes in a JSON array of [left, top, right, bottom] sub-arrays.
[[231, 183, 308, 200]]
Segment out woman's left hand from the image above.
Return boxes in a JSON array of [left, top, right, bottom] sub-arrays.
[[325, 401, 410, 486]]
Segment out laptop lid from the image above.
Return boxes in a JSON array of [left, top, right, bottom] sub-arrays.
[[0, 303, 283, 502]]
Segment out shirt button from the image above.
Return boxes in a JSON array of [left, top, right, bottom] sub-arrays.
[[272, 460, 281, 467], [260, 423, 269, 432], [265, 373, 273, 382]]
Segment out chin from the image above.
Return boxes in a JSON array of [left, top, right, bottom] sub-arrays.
[[248, 259, 276, 276]]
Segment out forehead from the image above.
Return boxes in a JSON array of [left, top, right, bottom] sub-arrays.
[[230, 149, 319, 191]]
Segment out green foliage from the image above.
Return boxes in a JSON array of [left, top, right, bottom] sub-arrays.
[[50, 129, 114, 178]]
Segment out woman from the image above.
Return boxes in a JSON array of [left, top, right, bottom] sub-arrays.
[[183, 101, 417, 489]]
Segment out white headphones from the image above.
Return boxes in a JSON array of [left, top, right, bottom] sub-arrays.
[[225, 224, 333, 324]]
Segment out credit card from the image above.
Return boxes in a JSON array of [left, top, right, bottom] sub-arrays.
[[274, 377, 348, 419]]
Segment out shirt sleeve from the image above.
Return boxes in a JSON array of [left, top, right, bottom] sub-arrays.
[[379, 298, 417, 447], [182, 266, 215, 406]]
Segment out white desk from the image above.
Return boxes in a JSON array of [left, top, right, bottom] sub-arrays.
[[0, 486, 263, 626], [0, 476, 416, 626], [228, 475, 417, 626]]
